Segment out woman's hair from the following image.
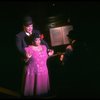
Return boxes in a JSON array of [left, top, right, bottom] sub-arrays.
[[32, 34, 40, 41], [25, 34, 40, 45]]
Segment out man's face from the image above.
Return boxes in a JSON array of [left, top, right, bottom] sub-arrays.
[[24, 24, 33, 34]]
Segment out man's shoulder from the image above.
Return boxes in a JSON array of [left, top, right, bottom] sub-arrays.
[[16, 31, 25, 38]]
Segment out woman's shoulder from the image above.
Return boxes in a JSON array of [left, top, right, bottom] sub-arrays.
[[25, 45, 32, 50], [41, 45, 46, 49]]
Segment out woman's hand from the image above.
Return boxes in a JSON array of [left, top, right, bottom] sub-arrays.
[[26, 53, 32, 59], [48, 49, 54, 56], [24, 53, 32, 63]]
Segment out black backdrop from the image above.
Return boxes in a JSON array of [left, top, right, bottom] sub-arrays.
[[0, 1, 100, 98]]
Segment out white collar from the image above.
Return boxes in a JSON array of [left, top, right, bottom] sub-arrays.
[[25, 32, 30, 36]]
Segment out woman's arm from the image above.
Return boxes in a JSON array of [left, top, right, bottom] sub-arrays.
[[24, 46, 32, 62]]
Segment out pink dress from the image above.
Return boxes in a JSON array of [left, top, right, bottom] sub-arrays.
[[24, 45, 50, 96]]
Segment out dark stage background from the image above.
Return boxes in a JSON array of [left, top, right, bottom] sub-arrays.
[[0, 1, 100, 98]]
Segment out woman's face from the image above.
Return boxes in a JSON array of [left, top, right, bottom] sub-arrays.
[[34, 38, 41, 46]]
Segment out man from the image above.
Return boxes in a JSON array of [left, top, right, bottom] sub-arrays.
[[16, 16, 50, 60]]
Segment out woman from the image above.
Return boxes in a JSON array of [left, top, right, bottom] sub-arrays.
[[23, 34, 54, 96]]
